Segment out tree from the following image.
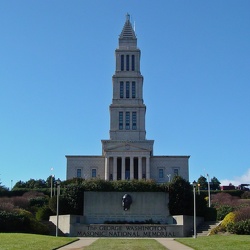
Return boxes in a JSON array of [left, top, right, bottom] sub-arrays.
[[168, 176, 193, 215], [197, 175, 208, 190], [210, 177, 221, 190], [0, 182, 8, 192]]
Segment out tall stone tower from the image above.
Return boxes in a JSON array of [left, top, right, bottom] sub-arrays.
[[66, 14, 189, 183], [101, 14, 154, 181]]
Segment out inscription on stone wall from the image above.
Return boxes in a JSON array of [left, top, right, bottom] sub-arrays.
[[76, 225, 178, 238]]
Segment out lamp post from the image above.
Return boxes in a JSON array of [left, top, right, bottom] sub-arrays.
[[193, 180, 197, 238], [56, 179, 61, 237], [207, 174, 211, 207], [50, 168, 54, 198]]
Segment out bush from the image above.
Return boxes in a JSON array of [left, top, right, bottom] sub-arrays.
[[29, 196, 48, 208], [227, 219, 250, 235], [0, 211, 30, 232], [36, 206, 53, 221], [210, 224, 226, 235], [221, 212, 236, 228], [0, 210, 49, 234], [234, 207, 250, 222]]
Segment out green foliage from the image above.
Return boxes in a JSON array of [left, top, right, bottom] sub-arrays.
[[227, 220, 250, 235], [217, 205, 234, 220], [36, 206, 53, 221]]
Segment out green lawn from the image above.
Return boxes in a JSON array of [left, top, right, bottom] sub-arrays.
[[176, 235, 250, 250], [84, 239, 167, 250], [0, 233, 77, 250]]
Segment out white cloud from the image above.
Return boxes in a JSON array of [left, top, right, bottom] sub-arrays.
[[220, 168, 250, 187]]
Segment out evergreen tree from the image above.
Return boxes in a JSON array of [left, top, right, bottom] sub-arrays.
[[210, 177, 221, 190], [197, 175, 208, 190]]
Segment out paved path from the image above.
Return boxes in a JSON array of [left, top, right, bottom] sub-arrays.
[[57, 237, 194, 250]]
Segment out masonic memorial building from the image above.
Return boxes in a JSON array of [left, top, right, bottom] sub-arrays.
[[66, 15, 189, 183]]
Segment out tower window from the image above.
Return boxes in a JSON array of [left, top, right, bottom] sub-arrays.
[[126, 55, 130, 71], [132, 81, 136, 98], [126, 112, 130, 130], [126, 81, 130, 98], [119, 112, 123, 130], [120, 82, 124, 98], [132, 55, 135, 71], [121, 55, 124, 71], [132, 112, 137, 130], [77, 169, 82, 178]]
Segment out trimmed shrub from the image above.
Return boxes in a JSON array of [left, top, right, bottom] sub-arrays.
[[0, 211, 30, 232]]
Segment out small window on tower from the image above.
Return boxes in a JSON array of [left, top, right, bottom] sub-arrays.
[[119, 112, 123, 130], [120, 82, 124, 98], [126, 112, 130, 130], [132, 81, 136, 98], [121, 55, 124, 71], [132, 55, 135, 71], [132, 112, 137, 130], [126, 55, 130, 71], [126, 82, 130, 98]]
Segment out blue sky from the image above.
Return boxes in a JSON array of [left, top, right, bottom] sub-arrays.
[[1, 1, 250, 189]]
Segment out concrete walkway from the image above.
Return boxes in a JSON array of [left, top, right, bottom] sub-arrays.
[[57, 237, 194, 250]]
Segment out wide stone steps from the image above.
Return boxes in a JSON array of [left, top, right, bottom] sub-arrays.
[[196, 221, 220, 236]]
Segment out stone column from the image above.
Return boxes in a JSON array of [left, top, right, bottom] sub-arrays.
[[130, 157, 134, 180], [138, 157, 142, 180], [146, 156, 150, 180], [121, 157, 125, 180], [105, 157, 109, 181], [113, 156, 117, 181]]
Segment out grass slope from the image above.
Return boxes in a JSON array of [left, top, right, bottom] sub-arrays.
[[84, 239, 167, 250], [0, 233, 77, 250], [177, 235, 250, 250]]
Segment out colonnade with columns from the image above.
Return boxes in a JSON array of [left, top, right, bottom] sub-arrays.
[[104, 155, 150, 181]]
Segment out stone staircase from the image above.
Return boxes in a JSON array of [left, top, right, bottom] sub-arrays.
[[196, 221, 220, 236]]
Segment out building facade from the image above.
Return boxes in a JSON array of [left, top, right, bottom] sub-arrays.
[[66, 15, 189, 183]]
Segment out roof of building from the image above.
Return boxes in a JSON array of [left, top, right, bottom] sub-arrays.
[[119, 13, 136, 40]]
